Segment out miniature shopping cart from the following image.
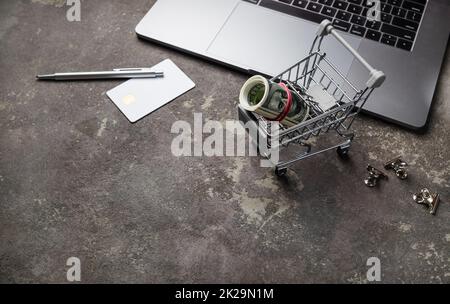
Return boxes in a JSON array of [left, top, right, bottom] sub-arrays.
[[238, 20, 385, 177]]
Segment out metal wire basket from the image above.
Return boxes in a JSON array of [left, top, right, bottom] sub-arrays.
[[238, 20, 385, 176]]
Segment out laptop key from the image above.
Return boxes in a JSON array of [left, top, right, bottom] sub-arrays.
[[392, 16, 419, 31], [387, 0, 403, 6], [381, 12, 392, 23], [351, 15, 366, 26], [336, 10, 351, 21], [333, 0, 348, 11], [350, 24, 366, 36], [322, 6, 337, 17], [318, 0, 333, 5], [292, 0, 308, 8], [380, 34, 397, 46], [279, 0, 294, 4], [366, 20, 381, 30], [402, 0, 424, 13], [406, 10, 422, 22], [361, 0, 374, 8], [259, 0, 326, 23], [333, 19, 351, 32], [348, 4, 363, 15], [243, 0, 259, 4], [366, 29, 381, 41], [307, 2, 323, 12], [396, 38, 413, 51], [347, 0, 363, 5], [391, 7, 406, 18], [381, 23, 415, 41], [381, 4, 392, 13], [362, 7, 368, 16]]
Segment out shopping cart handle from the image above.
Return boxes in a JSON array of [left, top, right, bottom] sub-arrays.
[[317, 20, 386, 89]]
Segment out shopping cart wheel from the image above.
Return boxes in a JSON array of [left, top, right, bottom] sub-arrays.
[[336, 146, 350, 159], [275, 167, 287, 177]]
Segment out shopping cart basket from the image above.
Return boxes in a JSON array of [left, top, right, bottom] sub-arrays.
[[238, 20, 386, 176]]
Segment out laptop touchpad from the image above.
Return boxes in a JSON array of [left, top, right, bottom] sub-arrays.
[[207, 2, 362, 76]]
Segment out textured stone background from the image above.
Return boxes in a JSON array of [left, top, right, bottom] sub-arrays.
[[0, 0, 449, 283]]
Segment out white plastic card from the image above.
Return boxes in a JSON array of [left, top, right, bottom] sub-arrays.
[[107, 59, 195, 122]]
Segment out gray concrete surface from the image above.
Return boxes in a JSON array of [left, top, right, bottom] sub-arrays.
[[0, 0, 449, 283]]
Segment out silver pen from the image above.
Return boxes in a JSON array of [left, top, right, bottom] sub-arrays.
[[36, 68, 164, 80]]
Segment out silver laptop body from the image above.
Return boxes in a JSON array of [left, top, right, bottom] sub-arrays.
[[136, 0, 450, 130]]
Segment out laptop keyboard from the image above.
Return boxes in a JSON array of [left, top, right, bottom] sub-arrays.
[[242, 0, 426, 51]]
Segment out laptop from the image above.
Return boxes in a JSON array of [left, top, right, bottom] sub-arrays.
[[135, 0, 450, 130]]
